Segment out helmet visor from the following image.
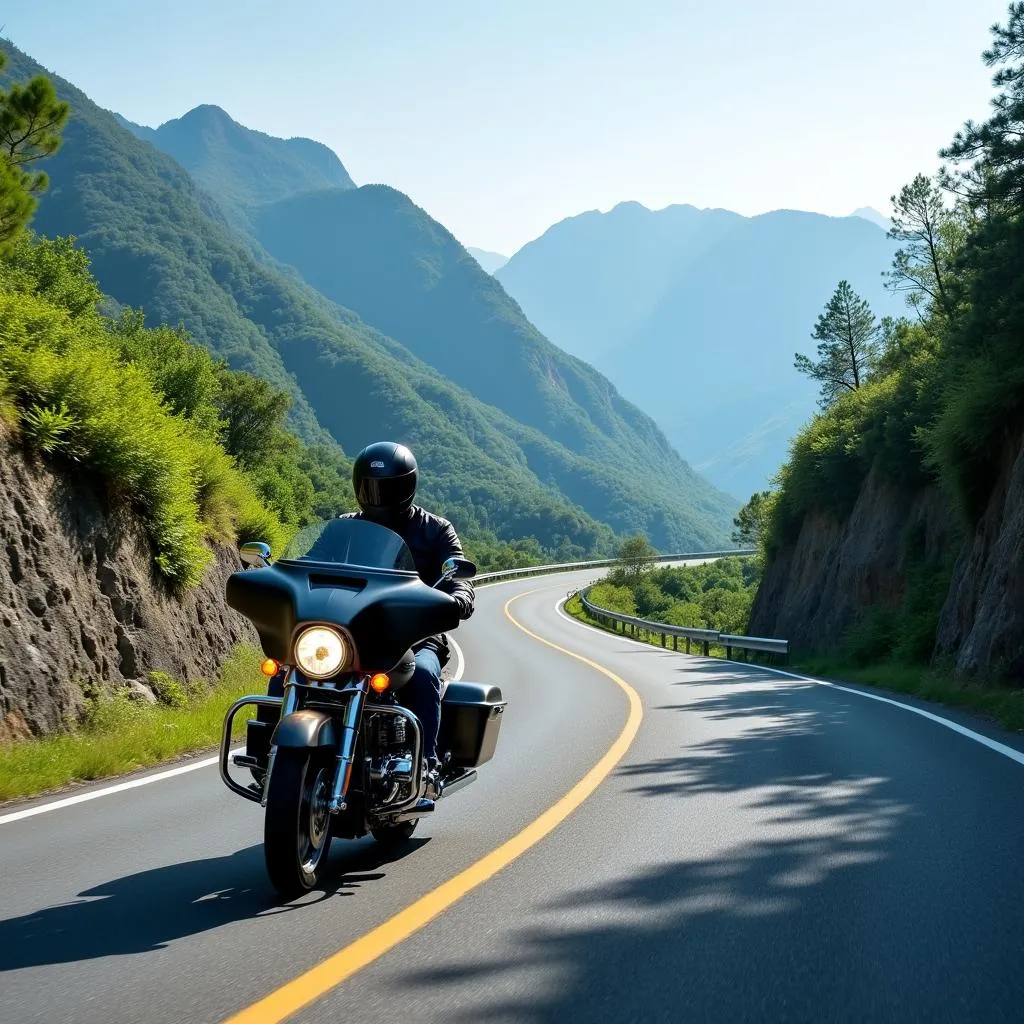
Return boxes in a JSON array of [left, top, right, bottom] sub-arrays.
[[356, 470, 416, 512]]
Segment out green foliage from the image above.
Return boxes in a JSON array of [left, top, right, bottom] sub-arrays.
[[794, 280, 881, 407], [0, 230, 101, 316], [215, 367, 292, 468], [586, 581, 638, 617], [147, 670, 189, 708], [608, 534, 656, 583], [595, 556, 759, 634], [0, 50, 70, 249], [732, 489, 776, 552], [20, 400, 77, 454], [109, 309, 224, 434]]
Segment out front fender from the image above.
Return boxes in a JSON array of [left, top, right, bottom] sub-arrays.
[[272, 710, 338, 749]]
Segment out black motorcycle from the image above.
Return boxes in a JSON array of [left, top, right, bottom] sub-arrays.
[[218, 517, 506, 898]]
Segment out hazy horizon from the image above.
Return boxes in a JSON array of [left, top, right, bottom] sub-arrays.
[[3, 0, 1010, 252]]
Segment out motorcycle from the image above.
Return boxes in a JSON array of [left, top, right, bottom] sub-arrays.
[[218, 517, 506, 898]]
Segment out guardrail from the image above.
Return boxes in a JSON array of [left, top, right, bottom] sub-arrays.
[[578, 585, 788, 663], [472, 549, 755, 587]]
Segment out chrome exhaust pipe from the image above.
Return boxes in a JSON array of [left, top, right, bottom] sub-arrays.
[[438, 769, 477, 799]]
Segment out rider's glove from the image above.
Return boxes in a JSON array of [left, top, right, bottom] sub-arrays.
[[453, 593, 474, 620]]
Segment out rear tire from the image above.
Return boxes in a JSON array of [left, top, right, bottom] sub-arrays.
[[264, 748, 333, 899], [371, 820, 418, 847]]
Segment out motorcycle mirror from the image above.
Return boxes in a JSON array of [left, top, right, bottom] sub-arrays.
[[240, 541, 272, 568], [440, 556, 477, 581]]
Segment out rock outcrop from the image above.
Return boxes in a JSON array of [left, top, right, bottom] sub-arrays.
[[749, 466, 953, 656], [750, 429, 1024, 681], [934, 432, 1024, 679], [0, 434, 257, 741]]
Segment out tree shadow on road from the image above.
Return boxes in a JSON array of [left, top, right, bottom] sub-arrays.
[[0, 836, 428, 970], [393, 675, 1024, 1023]]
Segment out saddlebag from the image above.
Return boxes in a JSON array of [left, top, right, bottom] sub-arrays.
[[438, 681, 506, 768]]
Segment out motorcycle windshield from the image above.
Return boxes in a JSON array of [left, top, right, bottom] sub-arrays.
[[278, 518, 416, 573]]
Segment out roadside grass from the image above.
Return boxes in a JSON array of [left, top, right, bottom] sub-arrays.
[[565, 595, 1024, 735], [0, 646, 262, 804]]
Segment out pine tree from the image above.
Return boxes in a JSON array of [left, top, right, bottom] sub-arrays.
[[886, 174, 970, 321], [0, 50, 70, 250], [941, 2, 1024, 215], [794, 281, 880, 407]]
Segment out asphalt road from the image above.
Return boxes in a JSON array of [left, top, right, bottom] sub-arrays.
[[3, 570, 1024, 1023]]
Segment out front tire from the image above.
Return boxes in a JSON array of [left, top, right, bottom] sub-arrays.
[[264, 748, 333, 899]]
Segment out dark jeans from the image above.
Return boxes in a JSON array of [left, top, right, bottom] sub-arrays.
[[400, 648, 443, 763], [264, 649, 443, 761]]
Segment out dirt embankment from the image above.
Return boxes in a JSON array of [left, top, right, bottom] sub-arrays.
[[0, 436, 256, 741]]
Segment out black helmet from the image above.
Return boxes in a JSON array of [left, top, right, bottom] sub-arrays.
[[352, 441, 418, 524]]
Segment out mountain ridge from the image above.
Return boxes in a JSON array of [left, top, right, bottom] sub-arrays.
[[117, 102, 355, 225]]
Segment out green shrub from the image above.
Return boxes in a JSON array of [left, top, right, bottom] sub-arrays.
[[588, 557, 760, 634], [843, 607, 899, 667], [147, 671, 188, 708], [20, 400, 76, 454]]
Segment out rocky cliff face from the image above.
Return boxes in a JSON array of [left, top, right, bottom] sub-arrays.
[[751, 430, 1024, 681], [749, 466, 953, 655], [934, 432, 1024, 680], [0, 434, 257, 741]]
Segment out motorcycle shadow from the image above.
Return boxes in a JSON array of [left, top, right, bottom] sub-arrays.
[[0, 836, 430, 971]]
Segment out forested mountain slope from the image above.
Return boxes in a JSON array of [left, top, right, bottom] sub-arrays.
[[2, 43, 734, 551], [248, 184, 734, 530]]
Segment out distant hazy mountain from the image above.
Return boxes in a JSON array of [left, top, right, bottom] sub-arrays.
[[498, 202, 743, 362], [498, 204, 901, 499], [851, 206, 892, 231], [117, 104, 354, 223], [467, 247, 508, 274]]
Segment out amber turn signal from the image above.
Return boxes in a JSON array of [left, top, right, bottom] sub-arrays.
[[370, 673, 390, 693], [260, 658, 280, 677]]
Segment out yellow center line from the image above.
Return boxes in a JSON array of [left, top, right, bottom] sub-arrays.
[[223, 586, 643, 1024]]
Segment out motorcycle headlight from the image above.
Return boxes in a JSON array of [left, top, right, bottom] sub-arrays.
[[294, 626, 349, 679]]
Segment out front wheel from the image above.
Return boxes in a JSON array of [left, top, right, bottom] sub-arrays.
[[264, 748, 333, 899]]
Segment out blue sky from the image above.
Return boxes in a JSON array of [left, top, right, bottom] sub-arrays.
[[3, 0, 1012, 254]]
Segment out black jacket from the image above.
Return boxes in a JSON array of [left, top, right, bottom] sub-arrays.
[[341, 507, 474, 665]]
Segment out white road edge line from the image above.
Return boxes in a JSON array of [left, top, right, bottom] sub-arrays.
[[1, 638, 470, 827], [555, 596, 1024, 770], [0, 746, 244, 826]]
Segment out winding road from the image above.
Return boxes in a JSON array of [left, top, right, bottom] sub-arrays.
[[3, 569, 1024, 1023]]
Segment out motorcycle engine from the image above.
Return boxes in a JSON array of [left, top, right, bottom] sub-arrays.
[[366, 710, 417, 806]]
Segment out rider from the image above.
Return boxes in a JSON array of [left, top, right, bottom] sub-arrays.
[[260, 441, 474, 797], [344, 441, 475, 790]]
